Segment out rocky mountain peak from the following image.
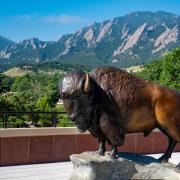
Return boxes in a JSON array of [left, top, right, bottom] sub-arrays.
[[0, 11, 180, 70]]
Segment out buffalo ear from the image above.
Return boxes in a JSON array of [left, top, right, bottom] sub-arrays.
[[83, 73, 90, 93]]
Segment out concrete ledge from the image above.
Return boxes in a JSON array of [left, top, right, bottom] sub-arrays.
[[0, 127, 89, 137], [0, 127, 159, 137]]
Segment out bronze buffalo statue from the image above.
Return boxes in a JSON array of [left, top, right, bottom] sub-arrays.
[[59, 67, 180, 165]]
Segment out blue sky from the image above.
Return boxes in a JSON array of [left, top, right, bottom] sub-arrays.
[[0, 0, 180, 42]]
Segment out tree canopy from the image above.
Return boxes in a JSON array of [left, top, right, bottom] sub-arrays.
[[0, 71, 72, 127], [137, 47, 180, 91]]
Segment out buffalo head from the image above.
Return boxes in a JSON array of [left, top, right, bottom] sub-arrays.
[[59, 71, 95, 132]]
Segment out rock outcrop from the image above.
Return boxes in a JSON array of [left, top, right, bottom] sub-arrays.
[[69, 152, 180, 180]]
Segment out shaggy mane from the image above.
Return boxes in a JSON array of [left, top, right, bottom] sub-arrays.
[[90, 67, 147, 118]]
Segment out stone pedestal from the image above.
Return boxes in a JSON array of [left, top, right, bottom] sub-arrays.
[[69, 152, 180, 180]]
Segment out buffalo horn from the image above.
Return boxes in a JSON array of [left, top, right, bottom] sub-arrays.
[[84, 73, 90, 93]]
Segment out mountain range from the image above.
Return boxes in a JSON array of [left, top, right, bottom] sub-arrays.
[[0, 11, 180, 71], [0, 36, 15, 51]]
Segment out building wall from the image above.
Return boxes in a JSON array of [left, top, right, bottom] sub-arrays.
[[0, 128, 180, 166]]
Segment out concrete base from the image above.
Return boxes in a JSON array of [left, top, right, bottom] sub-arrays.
[[69, 152, 180, 180]]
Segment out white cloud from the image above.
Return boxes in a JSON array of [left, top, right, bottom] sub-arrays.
[[12, 14, 31, 21], [11, 13, 37, 21], [42, 15, 84, 24], [10, 13, 84, 25], [18, 14, 32, 20]]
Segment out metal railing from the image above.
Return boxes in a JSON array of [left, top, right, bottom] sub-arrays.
[[0, 111, 74, 128]]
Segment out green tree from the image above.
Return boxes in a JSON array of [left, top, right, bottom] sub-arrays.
[[35, 96, 53, 127], [0, 74, 13, 94], [159, 48, 180, 89], [36, 96, 51, 111], [137, 47, 180, 91], [137, 60, 163, 83], [12, 74, 32, 92]]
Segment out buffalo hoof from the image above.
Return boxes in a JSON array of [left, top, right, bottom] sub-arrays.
[[176, 163, 180, 169], [109, 152, 118, 160], [96, 150, 105, 156], [158, 155, 169, 163]]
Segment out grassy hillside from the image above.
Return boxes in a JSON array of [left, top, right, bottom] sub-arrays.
[[125, 65, 144, 73], [4, 67, 32, 77]]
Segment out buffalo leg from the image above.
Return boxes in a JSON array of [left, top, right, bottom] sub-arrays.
[[109, 145, 118, 160], [96, 140, 106, 155], [176, 162, 180, 169], [159, 136, 177, 162]]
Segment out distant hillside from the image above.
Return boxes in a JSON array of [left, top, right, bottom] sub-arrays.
[[125, 65, 144, 73], [4, 67, 32, 77], [0, 11, 180, 71]]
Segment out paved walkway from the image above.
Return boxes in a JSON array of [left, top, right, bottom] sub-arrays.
[[0, 162, 73, 180], [149, 152, 180, 165], [0, 153, 179, 180]]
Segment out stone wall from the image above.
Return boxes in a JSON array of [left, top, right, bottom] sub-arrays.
[[0, 128, 180, 166]]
